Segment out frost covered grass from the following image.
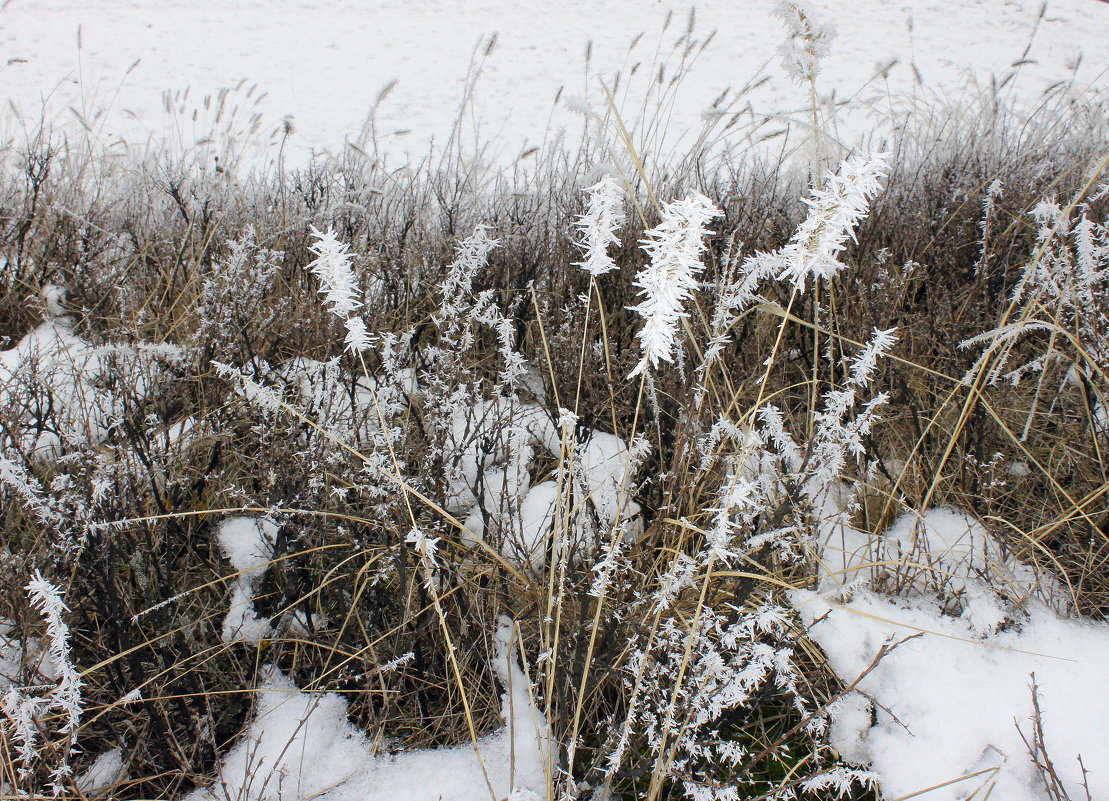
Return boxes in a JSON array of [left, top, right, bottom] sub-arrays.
[[0, 7, 1108, 800]]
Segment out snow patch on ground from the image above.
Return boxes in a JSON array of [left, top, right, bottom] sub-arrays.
[[76, 747, 127, 797], [801, 506, 1106, 800], [217, 517, 279, 644], [3, 1, 1107, 167], [446, 398, 642, 570], [187, 619, 551, 801], [795, 588, 1109, 801]]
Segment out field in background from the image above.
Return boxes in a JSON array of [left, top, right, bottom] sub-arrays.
[[4, 0, 1109, 167]]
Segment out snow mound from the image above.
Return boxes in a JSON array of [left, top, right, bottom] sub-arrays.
[[0, 286, 179, 460], [0, 618, 58, 688], [794, 588, 1109, 801], [801, 506, 1106, 800], [449, 400, 642, 570], [217, 517, 279, 644], [187, 619, 551, 801], [816, 506, 1062, 613]]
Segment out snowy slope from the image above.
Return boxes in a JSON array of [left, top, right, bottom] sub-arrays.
[[2, 0, 1107, 167]]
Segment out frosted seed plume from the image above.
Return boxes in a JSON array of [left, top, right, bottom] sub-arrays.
[[307, 226, 363, 319], [628, 193, 722, 377], [774, 1, 837, 84], [777, 152, 888, 292], [576, 173, 625, 277]]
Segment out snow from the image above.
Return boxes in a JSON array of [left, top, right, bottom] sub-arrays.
[[186, 618, 551, 801], [442, 398, 546, 516], [462, 479, 560, 571], [800, 506, 1108, 801], [4, 2, 1108, 795], [446, 398, 643, 569], [0, 618, 56, 688], [795, 589, 1109, 801], [76, 747, 126, 797], [0, 286, 180, 460], [216, 517, 279, 643], [218, 517, 279, 575], [0, 294, 110, 459], [567, 429, 642, 530], [3, 1, 1107, 168], [815, 505, 1062, 613]]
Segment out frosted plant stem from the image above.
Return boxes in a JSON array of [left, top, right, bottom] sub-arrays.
[[354, 350, 499, 801], [563, 370, 647, 788], [645, 287, 801, 799], [1021, 328, 1058, 442], [808, 277, 821, 441], [645, 550, 717, 801]]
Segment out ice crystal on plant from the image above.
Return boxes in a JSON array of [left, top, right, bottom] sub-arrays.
[[576, 173, 625, 277], [775, 153, 888, 292], [774, 1, 837, 85], [307, 226, 363, 318], [628, 193, 721, 377]]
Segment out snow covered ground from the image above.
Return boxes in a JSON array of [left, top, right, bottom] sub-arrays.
[[2, 0, 1108, 167]]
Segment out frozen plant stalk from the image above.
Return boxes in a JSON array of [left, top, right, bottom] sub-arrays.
[[777, 152, 889, 292], [576, 174, 625, 277], [628, 193, 722, 377], [1, 573, 84, 795], [307, 226, 372, 353], [774, 1, 837, 85]]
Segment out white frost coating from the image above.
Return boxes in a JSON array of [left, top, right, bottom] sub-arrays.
[[187, 619, 551, 801], [794, 588, 1109, 801], [272, 357, 418, 442], [217, 518, 279, 644]]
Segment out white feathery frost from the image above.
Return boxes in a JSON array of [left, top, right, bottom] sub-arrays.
[[307, 226, 374, 353], [435, 225, 501, 349], [628, 193, 722, 377], [406, 527, 442, 591], [576, 174, 625, 277], [307, 226, 362, 318], [212, 360, 284, 414], [405, 526, 441, 568], [2, 574, 84, 791], [773, 1, 837, 85], [850, 327, 898, 386], [776, 152, 888, 292], [438, 225, 500, 307], [343, 316, 373, 354], [25, 573, 82, 739]]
